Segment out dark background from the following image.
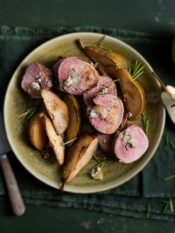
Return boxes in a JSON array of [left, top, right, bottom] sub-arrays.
[[1, 0, 175, 232], [1, 0, 175, 35]]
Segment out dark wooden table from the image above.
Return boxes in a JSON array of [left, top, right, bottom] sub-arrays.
[[1, 0, 175, 232]]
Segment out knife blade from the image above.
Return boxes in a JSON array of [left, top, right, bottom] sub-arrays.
[[0, 112, 25, 216]]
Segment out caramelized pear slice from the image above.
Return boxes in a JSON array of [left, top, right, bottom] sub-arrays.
[[28, 112, 48, 151], [63, 135, 98, 183], [62, 94, 81, 142], [41, 89, 69, 134], [116, 68, 145, 120], [84, 46, 128, 71], [43, 113, 64, 165]]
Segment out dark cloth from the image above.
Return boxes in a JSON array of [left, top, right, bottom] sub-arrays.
[[0, 25, 175, 221]]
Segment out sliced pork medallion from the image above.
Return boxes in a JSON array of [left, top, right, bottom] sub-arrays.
[[114, 125, 149, 163], [88, 94, 124, 134], [21, 63, 53, 98], [58, 57, 98, 95], [97, 133, 114, 153], [52, 58, 64, 78], [83, 76, 117, 106]]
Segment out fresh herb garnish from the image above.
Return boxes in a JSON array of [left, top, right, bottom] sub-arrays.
[[64, 137, 78, 145], [163, 174, 175, 182], [170, 140, 175, 150], [141, 113, 150, 133], [146, 204, 152, 218], [18, 101, 42, 120], [96, 35, 106, 46], [129, 60, 144, 80], [98, 44, 112, 52], [162, 198, 174, 213], [166, 133, 175, 150], [170, 198, 174, 212], [96, 35, 112, 51], [166, 133, 170, 146], [18, 106, 38, 120]]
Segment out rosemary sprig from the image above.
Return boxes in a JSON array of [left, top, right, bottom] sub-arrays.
[[170, 140, 175, 150], [18, 106, 38, 120], [162, 198, 174, 212], [146, 204, 152, 218], [141, 113, 150, 133], [166, 133, 175, 150], [98, 44, 112, 52], [166, 133, 170, 146], [96, 35, 106, 46], [64, 137, 78, 145], [170, 198, 174, 212], [163, 174, 175, 182], [129, 60, 144, 80]]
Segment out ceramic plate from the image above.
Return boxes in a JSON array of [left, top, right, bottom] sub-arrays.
[[4, 32, 165, 193]]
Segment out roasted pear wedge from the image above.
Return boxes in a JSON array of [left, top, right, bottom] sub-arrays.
[[41, 89, 69, 134], [63, 135, 98, 183], [28, 112, 48, 151], [43, 113, 65, 165], [84, 46, 128, 72], [116, 68, 145, 120], [62, 94, 81, 142]]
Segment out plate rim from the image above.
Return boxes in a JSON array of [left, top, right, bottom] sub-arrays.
[[4, 32, 166, 193]]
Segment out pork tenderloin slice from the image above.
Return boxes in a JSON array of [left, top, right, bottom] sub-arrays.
[[21, 63, 53, 98], [97, 133, 114, 153], [114, 125, 149, 163], [83, 76, 117, 106], [58, 57, 98, 95], [88, 94, 124, 134]]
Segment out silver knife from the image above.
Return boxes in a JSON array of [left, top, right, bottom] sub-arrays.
[[0, 112, 25, 216]]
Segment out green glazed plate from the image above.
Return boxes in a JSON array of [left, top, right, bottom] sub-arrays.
[[4, 32, 165, 193]]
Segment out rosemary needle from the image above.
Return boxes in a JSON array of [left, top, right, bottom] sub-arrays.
[[18, 107, 37, 120], [163, 174, 175, 182], [64, 137, 78, 145], [96, 35, 106, 46], [141, 113, 150, 134], [170, 140, 175, 150], [146, 204, 152, 218], [170, 198, 174, 212], [129, 60, 144, 80]]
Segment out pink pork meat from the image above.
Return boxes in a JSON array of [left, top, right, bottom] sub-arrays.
[[83, 76, 117, 106], [21, 63, 53, 98], [88, 94, 124, 134], [58, 57, 99, 95], [97, 133, 114, 153], [114, 125, 149, 163]]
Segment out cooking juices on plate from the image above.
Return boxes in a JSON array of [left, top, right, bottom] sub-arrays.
[[20, 39, 149, 187]]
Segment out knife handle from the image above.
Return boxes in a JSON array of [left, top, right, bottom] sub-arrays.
[[0, 155, 25, 216]]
